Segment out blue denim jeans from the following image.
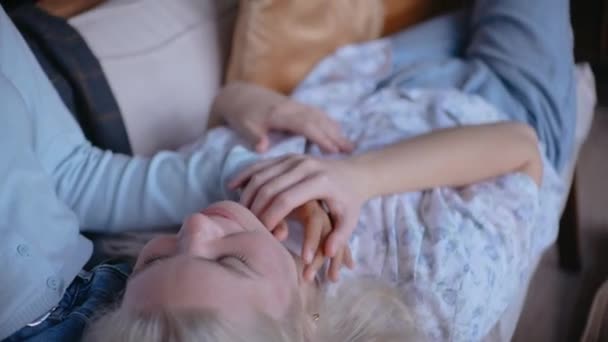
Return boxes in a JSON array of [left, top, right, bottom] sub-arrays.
[[3, 261, 131, 342]]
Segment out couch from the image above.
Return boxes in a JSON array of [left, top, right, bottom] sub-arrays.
[[67, 1, 597, 340]]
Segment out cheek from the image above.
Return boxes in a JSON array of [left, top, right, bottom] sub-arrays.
[[246, 239, 298, 309], [242, 235, 291, 272]]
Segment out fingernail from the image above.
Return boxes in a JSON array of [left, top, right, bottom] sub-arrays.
[[304, 250, 312, 263]]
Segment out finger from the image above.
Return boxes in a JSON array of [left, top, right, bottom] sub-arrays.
[[239, 157, 300, 209], [303, 124, 340, 154], [322, 129, 353, 155], [272, 221, 289, 241], [301, 212, 323, 263], [324, 211, 358, 258], [319, 118, 354, 153], [255, 135, 270, 153], [273, 104, 342, 154], [325, 225, 355, 258], [258, 175, 329, 231], [343, 246, 355, 269], [325, 123, 354, 153], [249, 161, 312, 216], [240, 122, 268, 151], [303, 250, 326, 282], [309, 108, 353, 153], [229, 157, 285, 189], [328, 249, 344, 282]]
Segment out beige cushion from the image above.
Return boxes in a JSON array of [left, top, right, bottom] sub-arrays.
[[381, 0, 464, 36], [69, 0, 238, 155], [225, 0, 465, 95], [225, 0, 384, 94]]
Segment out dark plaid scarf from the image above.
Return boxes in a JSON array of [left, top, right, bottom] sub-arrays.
[[4, 1, 132, 154]]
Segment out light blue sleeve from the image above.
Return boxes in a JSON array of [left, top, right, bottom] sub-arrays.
[[467, 0, 576, 172], [55, 132, 262, 232], [0, 9, 249, 233], [389, 0, 576, 171], [52, 142, 237, 232]]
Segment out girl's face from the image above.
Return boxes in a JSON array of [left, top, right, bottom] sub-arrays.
[[122, 201, 299, 322]]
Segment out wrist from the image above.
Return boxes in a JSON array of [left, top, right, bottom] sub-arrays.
[[336, 156, 376, 202]]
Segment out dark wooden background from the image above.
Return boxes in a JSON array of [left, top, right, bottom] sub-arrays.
[[572, 0, 608, 103]]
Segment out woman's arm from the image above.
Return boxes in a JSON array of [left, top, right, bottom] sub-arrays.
[[232, 121, 543, 256], [351, 121, 542, 200]]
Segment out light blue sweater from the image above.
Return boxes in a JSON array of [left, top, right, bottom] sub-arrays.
[[0, 0, 575, 338], [387, 0, 575, 171]]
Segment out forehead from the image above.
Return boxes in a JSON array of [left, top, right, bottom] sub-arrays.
[[128, 256, 247, 298]]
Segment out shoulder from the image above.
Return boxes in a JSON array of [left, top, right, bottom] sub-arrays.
[[0, 8, 41, 122], [0, 73, 34, 140]]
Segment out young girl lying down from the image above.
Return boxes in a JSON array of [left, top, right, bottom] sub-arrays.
[[84, 74, 562, 341]]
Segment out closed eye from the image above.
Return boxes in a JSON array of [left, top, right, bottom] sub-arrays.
[[143, 255, 169, 266], [131, 254, 262, 281], [218, 254, 249, 266], [216, 255, 258, 278]]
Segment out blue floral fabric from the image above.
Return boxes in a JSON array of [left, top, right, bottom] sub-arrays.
[[184, 38, 565, 341]]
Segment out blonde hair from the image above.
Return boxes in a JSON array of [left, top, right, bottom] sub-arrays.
[[84, 307, 302, 342], [90, 233, 420, 341], [83, 277, 419, 342]]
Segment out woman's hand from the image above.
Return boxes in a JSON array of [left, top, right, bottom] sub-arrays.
[[229, 155, 368, 258], [252, 200, 355, 282], [212, 82, 353, 153]]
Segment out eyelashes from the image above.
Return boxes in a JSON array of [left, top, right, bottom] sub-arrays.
[[218, 254, 250, 267], [142, 254, 249, 267], [142, 255, 169, 266]]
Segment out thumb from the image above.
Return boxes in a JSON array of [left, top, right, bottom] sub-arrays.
[[255, 135, 270, 153], [240, 122, 269, 152]]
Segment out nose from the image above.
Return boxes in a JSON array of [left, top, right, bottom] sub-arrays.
[[177, 213, 224, 253]]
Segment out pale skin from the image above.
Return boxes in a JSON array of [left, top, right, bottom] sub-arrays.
[[230, 121, 543, 261], [212, 81, 353, 154], [214, 84, 542, 279], [122, 123, 542, 325], [123, 117, 542, 326], [122, 84, 358, 320], [123, 201, 330, 324]]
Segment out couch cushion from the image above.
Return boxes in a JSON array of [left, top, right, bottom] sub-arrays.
[[69, 0, 238, 155], [225, 0, 384, 95], [382, 0, 464, 36]]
